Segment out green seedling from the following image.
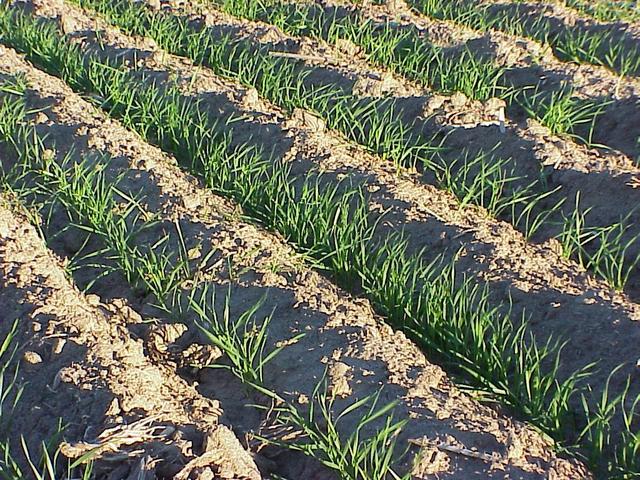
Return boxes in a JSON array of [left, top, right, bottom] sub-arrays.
[[3, 12, 639, 475], [578, 366, 640, 476], [0, 421, 96, 480], [68, 0, 600, 256], [559, 192, 640, 290], [514, 84, 607, 143], [215, 0, 505, 100], [189, 286, 303, 393], [262, 377, 410, 480], [426, 149, 531, 216], [0, 321, 22, 436]]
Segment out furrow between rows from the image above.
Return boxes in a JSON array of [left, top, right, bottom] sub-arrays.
[[0, 197, 261, 478], [27, 0, 640, 299], [0, 45, 586, 478]]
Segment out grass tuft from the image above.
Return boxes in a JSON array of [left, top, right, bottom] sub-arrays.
[[559, 193, 640, 291], [261, 376, 410, 480]]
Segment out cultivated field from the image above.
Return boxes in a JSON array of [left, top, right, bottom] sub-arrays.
[[0, 0, 639, 478]]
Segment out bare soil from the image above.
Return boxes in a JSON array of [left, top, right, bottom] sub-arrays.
[[0, 198, 262, 479], [16, 0, 640, 397], [2, 0, 640, 477], [0, 41, 592, 478]]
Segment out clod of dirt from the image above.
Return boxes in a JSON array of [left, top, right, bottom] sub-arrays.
[[292, 107, 327, 133], [334, 37, 361, 57], [22, 350, 43, 365], [174, 428, 260, 480], [352, 71, 402, 97], [0, 200, 259, 478], [328, 361, 353, 398]]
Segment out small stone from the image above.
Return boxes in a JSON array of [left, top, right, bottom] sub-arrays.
[[105, 398, 121, 416], [34, 112, 49, 124], [43, 149, 56, 161], [52, 338, 66, 356], [379, 72, 398, 95], [85, 294, 101, 306], [23, 351, 43, 365], [328, 361, 352, 398], [242, 87, 262, 110], [450, 91, 468, 108], [188, 246, 201, 260], [203, 13, 217, 27], [485, 97, 506, 111], [197, 469, 215, 480]]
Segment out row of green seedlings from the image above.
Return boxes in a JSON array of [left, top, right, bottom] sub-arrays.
[[416, 0, 640, 78], [559, 193, 640, 291], [2, 10, 637, 476], [0, 92, 96, 476], [0, 82, 410, 480], [225, 0, 640, 292], [42, 0, 640, 291], [71, 0, 611, 154], [206, 0, 640, 266], [210, 0, 609, 144], [71, 0, 549, 238], [563, 0, 640, 23], [0, 5, 571, 435], [5, 8, 636, 471]]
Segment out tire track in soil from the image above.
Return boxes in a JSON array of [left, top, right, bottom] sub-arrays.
[[0, 198, 262, 479], [7, 0, 640, 421], [144, 0, 640, 299], [0, 45, 591, 479]]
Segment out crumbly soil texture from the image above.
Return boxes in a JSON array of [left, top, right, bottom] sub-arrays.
[[0, 48, 586, 479], [1, 0, 640, 478]]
